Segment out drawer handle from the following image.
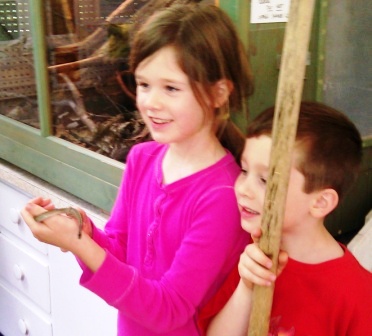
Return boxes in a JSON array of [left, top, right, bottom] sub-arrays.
[[13, 264, 25, 281], [10, 208, 21, 224], [18, 318, 29, 335]]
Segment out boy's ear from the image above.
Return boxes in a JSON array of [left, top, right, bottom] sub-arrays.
[[310, 189, 339, 218], [212, 79, 233, 108]]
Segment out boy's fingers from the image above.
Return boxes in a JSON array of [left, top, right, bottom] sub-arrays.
[[250, 228, 262, 243], [238, 259, 274, 287], [277, 251, 289, 275], [245, 244, 273, 269], [239, 248, 276, 286]]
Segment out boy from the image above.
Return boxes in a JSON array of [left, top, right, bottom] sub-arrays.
[[199, 101, 372, 335]]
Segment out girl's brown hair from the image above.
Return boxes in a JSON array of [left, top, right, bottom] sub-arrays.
[[129, 4, 254, 163]]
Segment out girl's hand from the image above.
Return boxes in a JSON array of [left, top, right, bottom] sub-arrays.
[[28, 196, 55, 211], [21, 201, 82, 252], [76, 207, 93, 238]]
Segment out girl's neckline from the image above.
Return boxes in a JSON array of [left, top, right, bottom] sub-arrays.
[[155, 144, 231, 188]]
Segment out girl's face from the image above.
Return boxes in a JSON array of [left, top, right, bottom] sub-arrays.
[[134, 46, 214, 146], [235, 135, 313, 235]]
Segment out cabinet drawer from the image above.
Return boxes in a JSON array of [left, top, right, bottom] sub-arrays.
[[0, 179, 48, 254], [0, 234, 51, 313], [0, 283, 52, 336]]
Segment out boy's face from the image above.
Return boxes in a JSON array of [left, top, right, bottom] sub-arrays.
[[235, 135, 314, 235]]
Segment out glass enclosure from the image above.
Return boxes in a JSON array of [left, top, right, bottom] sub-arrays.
[[1, 1, 221, 163], [0, 0, 222, 211], [0, 0, 158, 162], [45, 0, 150, 162]]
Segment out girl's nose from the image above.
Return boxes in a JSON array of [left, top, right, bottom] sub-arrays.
[[144, 89, 162, 110]]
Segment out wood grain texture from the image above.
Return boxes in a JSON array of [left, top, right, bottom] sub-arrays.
[[248, 1, 316, 335]]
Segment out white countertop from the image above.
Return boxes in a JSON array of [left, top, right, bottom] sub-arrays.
[[0, 159, 109, 229]]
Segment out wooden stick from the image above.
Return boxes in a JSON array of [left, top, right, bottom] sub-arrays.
[[247, 1, 315, 335]]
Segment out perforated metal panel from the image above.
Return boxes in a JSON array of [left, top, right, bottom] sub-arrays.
[[47, 0, 146, 90], [0, 0, 36, 98], [0, 1, 146, 99]]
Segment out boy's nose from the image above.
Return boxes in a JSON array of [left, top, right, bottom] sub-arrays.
[[236, 177, 255, 199]]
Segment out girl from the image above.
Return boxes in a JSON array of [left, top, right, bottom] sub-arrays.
[[22, 4, 253, 335]]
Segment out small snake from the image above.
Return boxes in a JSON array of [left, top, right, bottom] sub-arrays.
[[33, 207, 83, 239]]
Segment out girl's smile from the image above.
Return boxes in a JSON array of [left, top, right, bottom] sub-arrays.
[[148, 116, 173, 130]]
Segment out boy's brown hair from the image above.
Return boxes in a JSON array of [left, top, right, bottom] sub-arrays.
[[246, 101, 362, 200]]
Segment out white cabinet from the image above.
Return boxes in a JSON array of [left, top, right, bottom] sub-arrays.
[[0, 179, 117, 336]]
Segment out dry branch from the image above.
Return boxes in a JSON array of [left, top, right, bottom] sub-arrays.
[[58, 73, 97, 133], [54, 0, 135, 54], [49, 55, 105, 73], [59, 0, 75, 36]]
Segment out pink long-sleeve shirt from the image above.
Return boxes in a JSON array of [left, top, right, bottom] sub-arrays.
[[79, 141, 250, 335]]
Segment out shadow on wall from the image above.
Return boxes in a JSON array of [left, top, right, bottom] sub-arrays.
[[326, 146, 372, 244]]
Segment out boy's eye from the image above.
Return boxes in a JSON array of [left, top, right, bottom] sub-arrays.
[[259, 177, 267, 184], [240, 168, 248, 176]]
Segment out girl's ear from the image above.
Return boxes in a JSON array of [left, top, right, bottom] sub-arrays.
[[310, 189, 339, 218], [212, 79, 233, 108]]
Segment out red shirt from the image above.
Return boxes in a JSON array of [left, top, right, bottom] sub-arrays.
[[198, 244, 372, 336], [197, 265, 240, 334]]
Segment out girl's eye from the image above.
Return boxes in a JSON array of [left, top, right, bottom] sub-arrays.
[[166, 85, 179, 93], [137, 82, 148, 89]]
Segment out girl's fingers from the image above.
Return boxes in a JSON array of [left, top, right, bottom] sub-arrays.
[[76, 207, 93, 237], [20, 206, 50, 241], [21, 203, 79, 251], [28, 197, 52, 207]]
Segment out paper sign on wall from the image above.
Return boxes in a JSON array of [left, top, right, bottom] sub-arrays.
[[250, 0, 291, 24]]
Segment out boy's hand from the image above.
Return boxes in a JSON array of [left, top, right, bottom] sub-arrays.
[[238, 229, 288, 288]]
